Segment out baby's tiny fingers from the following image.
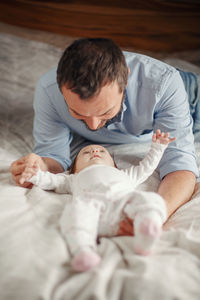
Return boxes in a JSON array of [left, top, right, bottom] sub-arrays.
[[169, 137, 176, 143], [164, 132, 169, 138], [152, 133, 156, 142], [19, 172, 32, 184], [156, 129, 161, 136], [21, 171, 34, 182], [24, 166, 37, 175], [26, 172, 33, 179], [19, 177, 25, 185]]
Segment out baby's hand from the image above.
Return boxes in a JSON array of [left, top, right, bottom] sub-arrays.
[[152, 129, 176, 145], [19, 162, 39, 185]]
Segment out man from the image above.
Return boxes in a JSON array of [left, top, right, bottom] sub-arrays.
[[10, 38, 199, 234]]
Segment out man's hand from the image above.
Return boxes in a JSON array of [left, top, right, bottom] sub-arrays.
[[117, 217, 134, 236], [19, 162, 40, 185], [10, 153, 47, 188]]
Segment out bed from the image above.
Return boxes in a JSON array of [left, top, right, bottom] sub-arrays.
[[0, 32, 200, 300]]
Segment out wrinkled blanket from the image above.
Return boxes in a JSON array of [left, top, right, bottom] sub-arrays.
[[0, 33, 200, 300]]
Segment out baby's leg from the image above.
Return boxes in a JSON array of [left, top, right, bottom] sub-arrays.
[[124, 191, 167, 255], [133, 209, 163, 255], [60, 195, 103, 272]]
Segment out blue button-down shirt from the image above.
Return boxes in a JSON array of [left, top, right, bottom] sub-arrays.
[[33, 51, 199, 179]]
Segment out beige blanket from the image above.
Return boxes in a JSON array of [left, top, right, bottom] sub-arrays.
[[0, 33, 200, 300]]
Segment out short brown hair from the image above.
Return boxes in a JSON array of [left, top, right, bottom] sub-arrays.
[[57, 38, 128, 99]]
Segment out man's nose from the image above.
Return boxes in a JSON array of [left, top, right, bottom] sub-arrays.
[[85, 117, 100, 130]]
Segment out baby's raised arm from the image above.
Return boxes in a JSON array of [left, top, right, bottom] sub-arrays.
[[125, 130, 176, 186]]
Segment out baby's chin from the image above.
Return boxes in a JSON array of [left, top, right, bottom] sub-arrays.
[[89, 159, 105, 166], [88, 158, 113, 167], [76, 159, 115, 173]]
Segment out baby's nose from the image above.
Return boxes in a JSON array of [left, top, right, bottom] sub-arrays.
[[91, 148, 99, 153]]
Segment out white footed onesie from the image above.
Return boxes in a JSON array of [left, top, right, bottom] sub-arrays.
[[29, 142, 167, 271]]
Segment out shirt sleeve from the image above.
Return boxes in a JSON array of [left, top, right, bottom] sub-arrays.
[[29, 169, 73, 194], [33, 78, 73, 171], [154, 70, 199, 179], [124, 142, 167, 186]]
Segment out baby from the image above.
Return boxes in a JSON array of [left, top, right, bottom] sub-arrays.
[[20, 129, 175, 272]]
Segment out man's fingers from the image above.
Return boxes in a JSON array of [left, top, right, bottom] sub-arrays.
[[18, 181, 33, 189], [11, 154, 41, 175], [118, 218, 134, 236], [25, 155, 41, 168], [10, 162, 26, 176], [15, 157, 26, 164], [14, 174, 33, 188], [10, 153, 43, 187]]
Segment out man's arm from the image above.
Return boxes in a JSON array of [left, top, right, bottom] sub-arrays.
[[33, 72, 72, 171], [154, 71, 198, 217], [42, 157, 64, 173], [157, 170, 196, 218], [10, 70, 73, 187], [118, 71, 199, 236]]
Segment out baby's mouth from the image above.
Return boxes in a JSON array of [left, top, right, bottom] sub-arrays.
[[91, 155, 101, 159]]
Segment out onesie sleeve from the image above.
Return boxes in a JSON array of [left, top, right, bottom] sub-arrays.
[[125, 142, 167, 186], [29, 169, 73, 194]]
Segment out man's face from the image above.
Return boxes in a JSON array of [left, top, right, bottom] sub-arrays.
[[74, 144, 115, 173], [61, 81, 124, 131]]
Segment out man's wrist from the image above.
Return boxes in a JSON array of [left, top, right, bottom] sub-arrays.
[[42, 157, 64, 173]]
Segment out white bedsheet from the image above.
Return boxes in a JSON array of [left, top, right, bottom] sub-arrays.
[[0, 33, 200, 300]]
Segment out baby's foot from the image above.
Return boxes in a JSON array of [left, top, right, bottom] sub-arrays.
[[133, 211, 162, 255], [71, 248, 101, 272]]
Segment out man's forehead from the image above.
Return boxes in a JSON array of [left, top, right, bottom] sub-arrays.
[[62, 82, 123, 112], [69, 104, 116, 117]]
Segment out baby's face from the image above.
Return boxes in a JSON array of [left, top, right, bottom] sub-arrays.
[[74, 145, 115, 173]]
